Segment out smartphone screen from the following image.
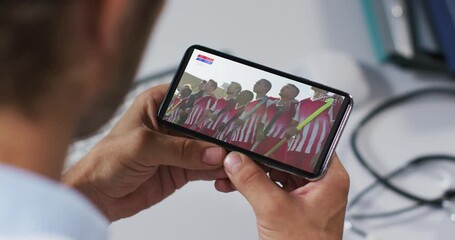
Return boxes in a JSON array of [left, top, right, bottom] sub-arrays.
[[158, 45, 353, 179]]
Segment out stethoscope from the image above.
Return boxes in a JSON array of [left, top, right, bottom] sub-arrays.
[[346, 87, 455, 239]]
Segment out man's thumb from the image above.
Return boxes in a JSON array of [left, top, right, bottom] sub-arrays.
[[224, 152, 284, 213]]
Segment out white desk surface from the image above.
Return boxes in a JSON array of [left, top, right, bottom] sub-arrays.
[[77, 0, 455, 239]]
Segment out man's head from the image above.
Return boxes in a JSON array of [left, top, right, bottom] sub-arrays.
[[226, 82, 242, 96], [197, 80, 207, 92], [311, 87, 328, 100], [179, 84, 191, 92], [203, 79, 218, 94], [0, 0, 164, 139], [235, 90, 254, 106], [279, 84, 300, 100], [179, 87, 192, 98], [253, 79, 272, 95]]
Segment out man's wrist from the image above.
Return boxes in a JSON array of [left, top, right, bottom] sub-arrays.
[[62, 156, 111, 221]]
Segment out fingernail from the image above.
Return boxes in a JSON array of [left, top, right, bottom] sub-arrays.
[[224, 152, 243, 174], [203, 147, 223, 166]]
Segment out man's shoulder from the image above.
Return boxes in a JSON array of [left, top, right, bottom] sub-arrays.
[[0, 165, 109, 240], [299, 97, 312, 103], [202, 94, 216, 101]]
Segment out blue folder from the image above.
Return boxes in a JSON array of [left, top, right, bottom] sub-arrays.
[[425, 0, 455, 74]]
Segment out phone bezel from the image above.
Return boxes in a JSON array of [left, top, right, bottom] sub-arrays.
[[157, 45, 353, 180]]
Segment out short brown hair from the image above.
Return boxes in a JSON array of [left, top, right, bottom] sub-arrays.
[[0, 1, 71, 112], [207, 79, 218, 90]]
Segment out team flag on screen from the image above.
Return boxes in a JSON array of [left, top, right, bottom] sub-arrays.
[[196, 54, 214, 65]]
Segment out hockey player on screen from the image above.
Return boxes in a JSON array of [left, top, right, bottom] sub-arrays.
[[252, 84, 299, 160], [215, 90, 254, 141], [182, 79, 217, 130], [228, 79, 277, 150], [198, 82, 242, 136]]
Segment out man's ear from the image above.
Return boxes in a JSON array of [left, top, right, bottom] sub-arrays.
[[82, 0, 164, 58], [76, 0, 130, 52], [94, 0, 131, 52], [63, 0, 133, 112]]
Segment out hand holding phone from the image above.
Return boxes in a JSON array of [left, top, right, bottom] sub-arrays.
[[158, 45, 353, 180], [220, 152, 349, 239]]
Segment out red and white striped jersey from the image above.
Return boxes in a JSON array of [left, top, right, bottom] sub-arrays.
[[215, 104, 245, 141], [201, 98, 235, 132], [166, 96, 189, 124], [261, 100, 298, 139], [183, 95, 216, 128], [230, 96, 277, 145], [287, 97, 332, 154]]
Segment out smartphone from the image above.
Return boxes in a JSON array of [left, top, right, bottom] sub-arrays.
[[157, 45, 353, 180]]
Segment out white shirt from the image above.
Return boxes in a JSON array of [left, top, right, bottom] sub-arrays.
[[0, 164, 109, 240]]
